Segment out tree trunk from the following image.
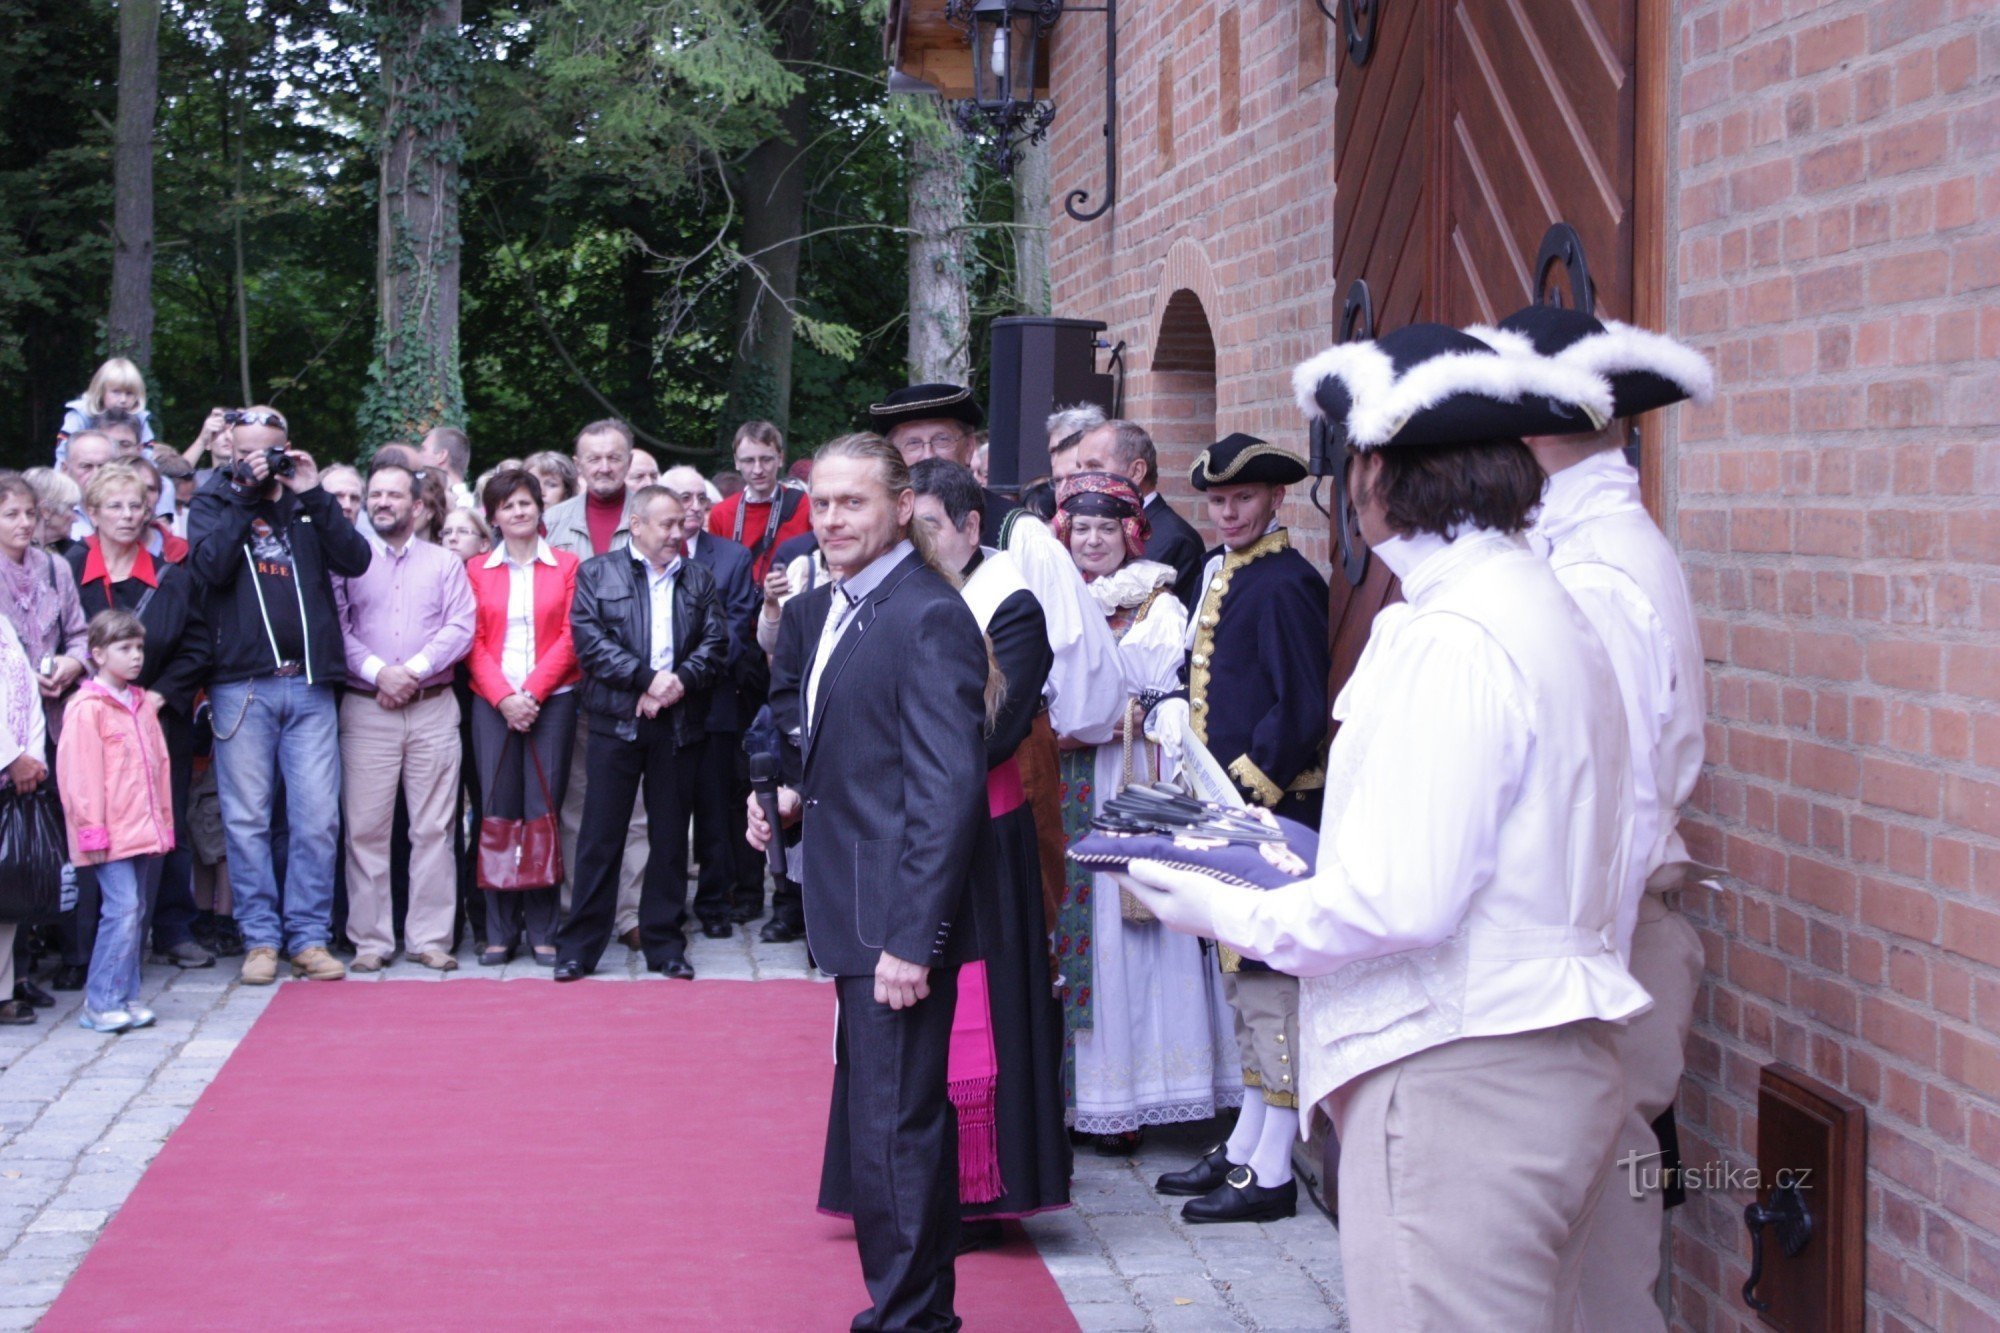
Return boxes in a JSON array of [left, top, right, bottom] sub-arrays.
[[1011, 124, 1050, 316], [721, 0, 818, 440], [107, 0, 159, 367], [362, 0, 467, 445], [906, 103, 970, 383]]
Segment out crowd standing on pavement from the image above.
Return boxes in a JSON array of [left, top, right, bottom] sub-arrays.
[[0, 308, 1714, 1331]]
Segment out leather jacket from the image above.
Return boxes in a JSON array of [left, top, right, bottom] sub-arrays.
[[569, 549, 728, 746]]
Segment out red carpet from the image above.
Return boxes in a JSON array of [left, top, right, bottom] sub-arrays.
[[42, 981, 1079, 1331]]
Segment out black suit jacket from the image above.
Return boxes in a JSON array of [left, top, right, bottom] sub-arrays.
[[687, 531, 763, 733], [769, 550, 995, 977], [1143, 493, 1207, 610]]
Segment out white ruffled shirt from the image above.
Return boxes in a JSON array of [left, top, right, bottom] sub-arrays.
[[1003, 516, 1129, 742], [1208, 527, 1651, 1104], [1532, 452, 1706, 960]]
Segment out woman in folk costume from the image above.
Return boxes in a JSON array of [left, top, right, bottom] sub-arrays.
[[1053, 472, 1239, 1152]]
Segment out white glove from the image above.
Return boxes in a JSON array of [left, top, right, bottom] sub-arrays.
[[1118, 860, 1237, 942], [1144, 698, 1190, 765]]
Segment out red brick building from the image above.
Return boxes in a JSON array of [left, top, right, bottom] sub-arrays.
[[895, 1, 1996, 1327]]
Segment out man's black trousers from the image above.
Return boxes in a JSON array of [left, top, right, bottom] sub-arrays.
[[827, 967, 963, 1333], [557, 719, 699, 972]]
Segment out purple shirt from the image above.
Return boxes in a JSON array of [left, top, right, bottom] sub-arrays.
[[333, 534, 474, 690]]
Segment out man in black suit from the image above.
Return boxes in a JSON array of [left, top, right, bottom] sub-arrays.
[[1072, 420, 1207, 608], [557, 485, 728, 981], [750, 435, 994, 1333], [664, 465, 766, 937]]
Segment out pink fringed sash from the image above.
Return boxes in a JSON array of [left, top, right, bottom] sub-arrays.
[[947, 757, 1025, 1204]]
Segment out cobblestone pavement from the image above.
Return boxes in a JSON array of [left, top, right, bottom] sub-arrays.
[[0, 922, 1345, 1330]]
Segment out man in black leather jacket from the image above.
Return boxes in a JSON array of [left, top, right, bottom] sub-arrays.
[[553, 485, 727, 979]]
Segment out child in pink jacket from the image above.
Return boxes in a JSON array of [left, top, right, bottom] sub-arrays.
[[56, 609, 175, 1034]]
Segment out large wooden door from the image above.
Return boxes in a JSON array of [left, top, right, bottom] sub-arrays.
[[1325, 0, 1657, 690], [1435, 0, 1638, 324]]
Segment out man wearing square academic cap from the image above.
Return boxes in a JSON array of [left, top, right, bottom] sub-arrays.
[[1473, 305, 1715, 1332], [1126, 325, 1652, 1330], [1142, 432, 1330, 1225]]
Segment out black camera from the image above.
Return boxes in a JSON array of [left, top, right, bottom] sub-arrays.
[[232, 447, 296, 487]]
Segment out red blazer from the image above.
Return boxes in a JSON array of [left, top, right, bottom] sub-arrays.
[[464, 545, 582, 707]]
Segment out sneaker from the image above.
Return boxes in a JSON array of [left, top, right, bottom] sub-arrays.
[[291, 947, 346, 981], [155, 941, 216, 969], [240, 947, 280, 986], [125, 1006, 157, 1029], [79, 1009, 134, 1033], [349, 953, 389, 973]]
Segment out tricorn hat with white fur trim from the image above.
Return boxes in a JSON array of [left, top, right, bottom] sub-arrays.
[[1468, 305, 1714, 422], [1291, 322, 1614, 451]]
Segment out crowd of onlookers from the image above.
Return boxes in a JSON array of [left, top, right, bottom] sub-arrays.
[[0, 354, 1239, 1166]]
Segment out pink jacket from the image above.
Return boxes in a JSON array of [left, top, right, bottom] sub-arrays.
[[55, 682, 175, 864]]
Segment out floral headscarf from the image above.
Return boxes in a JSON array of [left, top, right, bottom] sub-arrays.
[[1055, 471, 1150, 562]]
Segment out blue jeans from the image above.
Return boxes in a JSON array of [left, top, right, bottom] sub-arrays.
[[87, 855, 162, 1013], [209, 676, 342, 956]]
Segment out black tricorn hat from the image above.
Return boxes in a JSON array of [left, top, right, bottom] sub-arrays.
[[867, 382, 985, 432], [1469, 305, 1715, 422], [1191, 433, 1309, 491], [1291, 322, 1614, 450]]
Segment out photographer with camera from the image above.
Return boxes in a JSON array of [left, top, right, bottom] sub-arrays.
[[187, 407, 374, 986]]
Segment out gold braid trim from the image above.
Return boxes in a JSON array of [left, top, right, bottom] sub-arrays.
[[1289, 766, 1326, 792], [1187, 529, 1292, 746], [1228, 754, 1285, 808], [1241, 1068, 1263, 1088], [1261, 1089, 1300, 1109], [1194, 443, 1310, 485]]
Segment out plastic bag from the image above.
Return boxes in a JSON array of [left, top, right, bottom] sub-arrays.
[[0, 786, 67, 923]]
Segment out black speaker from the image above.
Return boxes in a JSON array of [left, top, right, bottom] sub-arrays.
[[986, 316, 1113, 491]]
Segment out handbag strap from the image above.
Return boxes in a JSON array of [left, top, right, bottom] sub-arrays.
[[485, 723, 558, 821]]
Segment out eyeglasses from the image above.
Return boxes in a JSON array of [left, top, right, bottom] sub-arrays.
[[223, 410, 287, 431], [901, 433, 966, 455]]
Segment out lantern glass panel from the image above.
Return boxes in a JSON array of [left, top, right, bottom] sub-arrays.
[[1005, 12, 1038, 104], [971, 14, 1002, 109]]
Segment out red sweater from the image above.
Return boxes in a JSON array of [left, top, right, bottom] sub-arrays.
[[464, 546, 583, 707], [707, 486, 811, 581]]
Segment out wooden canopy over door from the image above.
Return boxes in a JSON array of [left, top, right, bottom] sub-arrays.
[[1323, 0, 1660, 701]]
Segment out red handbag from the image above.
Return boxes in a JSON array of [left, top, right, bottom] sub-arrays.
[[476, 735, 563, 891]]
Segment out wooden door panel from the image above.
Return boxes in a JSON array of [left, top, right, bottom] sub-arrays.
[[1439, 0, 1637, 324]]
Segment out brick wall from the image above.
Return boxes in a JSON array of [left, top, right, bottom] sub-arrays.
[[1669, 3, 1999, 1329], [1047, 0, 1338, 570]]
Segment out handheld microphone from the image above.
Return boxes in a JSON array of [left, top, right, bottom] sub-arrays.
[[747, 749, 788, 877]]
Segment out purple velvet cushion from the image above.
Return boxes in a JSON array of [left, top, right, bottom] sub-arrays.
[[1068, 815, 1319, 890]]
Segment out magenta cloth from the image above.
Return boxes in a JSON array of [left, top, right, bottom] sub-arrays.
[[40, 981, 1078, 1331], [331, 535, 475, 688]]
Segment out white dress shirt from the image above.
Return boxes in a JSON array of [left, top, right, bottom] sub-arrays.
[[1533, 450, 1707, 958], [805, 539, 911, 729], [1208, 527, 1652, 1108], [644, 555, 681, 672], [484, 539, 561, 694]]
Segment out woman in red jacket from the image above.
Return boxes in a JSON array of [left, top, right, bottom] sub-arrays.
[[464, 468, 582, 967]]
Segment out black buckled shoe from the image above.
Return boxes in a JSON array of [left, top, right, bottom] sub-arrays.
[[1181, 1166, 1298, 1224], [13, 979, 54, 1009], [1154, 1144, 1235, 1197]]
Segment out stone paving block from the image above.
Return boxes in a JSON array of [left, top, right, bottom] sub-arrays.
[[4, 1232, 92, 1260], [24, 1208, 106, 1234], [1070, 1302, 1155, 1332]]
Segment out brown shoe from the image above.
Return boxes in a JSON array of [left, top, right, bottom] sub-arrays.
[[413, 950, 458, 972], [618, 928, 642, 951], [349, 953, 389, 973], [291, 947, 347, 981], [240, 947, 280, 986]]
